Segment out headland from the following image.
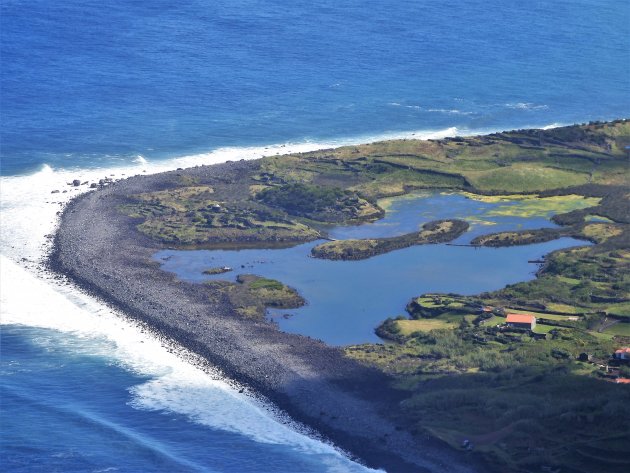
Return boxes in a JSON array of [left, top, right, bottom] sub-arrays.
[[51, 120, 630, 472]]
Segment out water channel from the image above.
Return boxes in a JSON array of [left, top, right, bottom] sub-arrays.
[[156, 192, 588, 345]]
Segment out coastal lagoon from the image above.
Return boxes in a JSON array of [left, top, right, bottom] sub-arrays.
[[157, 192, 589, 345], [3, 0, 627, 470]]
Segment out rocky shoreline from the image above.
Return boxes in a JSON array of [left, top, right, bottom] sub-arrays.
[[50, 159, 480, 473]]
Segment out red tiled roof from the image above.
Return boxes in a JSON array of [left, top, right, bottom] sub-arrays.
[[506, 313, 535, 324], [615, 378, 630, 384], [615, 347, 630, 354]]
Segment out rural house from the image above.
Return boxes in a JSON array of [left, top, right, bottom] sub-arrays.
[[505, 313, 536, 330], [613, 347, 630, 361]]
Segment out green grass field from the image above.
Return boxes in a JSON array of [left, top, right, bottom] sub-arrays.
[[604, 323, 630, 336], [465, 164, 591, 192], [482, 194, 600, 218], [395, 318, 459, 335]]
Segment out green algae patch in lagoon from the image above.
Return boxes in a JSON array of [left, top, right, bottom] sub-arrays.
[[156, 192, 589, 346], [310, 219, 469, 261]]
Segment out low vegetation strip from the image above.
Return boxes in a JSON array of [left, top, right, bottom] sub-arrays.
[[471, 228, 569, 247], [311, 219, 469, 260], [255, 182, 383, 223], [224, 274, 305, 318], [118, 120, 629, 250]]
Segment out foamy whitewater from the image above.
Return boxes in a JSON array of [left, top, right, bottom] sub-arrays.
[[2, 129, 476, 472]]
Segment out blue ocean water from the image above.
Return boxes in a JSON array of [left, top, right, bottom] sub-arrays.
[[0, 325, 372, 473], [2, 0, 628, 175], [1, 1, 629, 472]]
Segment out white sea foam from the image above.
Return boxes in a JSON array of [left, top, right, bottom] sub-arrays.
[[134, 154, 148, 165], [386, 102, 475, 115], [426, 108, 474, 116], [505, 102, 549, 111], [542, 122, 563, 130]]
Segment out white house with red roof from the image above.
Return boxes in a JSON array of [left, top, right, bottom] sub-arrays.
[[613, 347, 630, 361], [505, 313, 536, 330]]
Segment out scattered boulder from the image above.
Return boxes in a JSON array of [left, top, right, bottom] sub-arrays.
[[90, 183, 98, 188], [51, 190, 60, 194], [72, 179, 81, 186], [202, 266, 232, 275]]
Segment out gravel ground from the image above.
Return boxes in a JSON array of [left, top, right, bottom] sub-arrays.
[[51, 160, 481, 473]]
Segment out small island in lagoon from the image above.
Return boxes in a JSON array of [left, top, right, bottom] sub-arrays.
[[53, 120, 630, 473], [310, 219, 469, 261]]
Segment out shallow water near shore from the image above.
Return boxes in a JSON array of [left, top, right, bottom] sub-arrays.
[[157, 192, 589, 346], [0, 324, 377, 473]]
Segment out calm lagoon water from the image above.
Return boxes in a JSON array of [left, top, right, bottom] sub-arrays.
[[157, 193, 587, 346]]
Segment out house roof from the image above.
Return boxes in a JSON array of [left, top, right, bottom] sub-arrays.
[[506, 313, 535, 324], [615, 378, 630, 384], [615, 347, 630, 354]]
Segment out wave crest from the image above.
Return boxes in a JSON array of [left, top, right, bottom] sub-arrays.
[[505, 102, 549, 111]]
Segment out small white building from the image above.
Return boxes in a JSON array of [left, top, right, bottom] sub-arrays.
[[505, 313, 536, 330]]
